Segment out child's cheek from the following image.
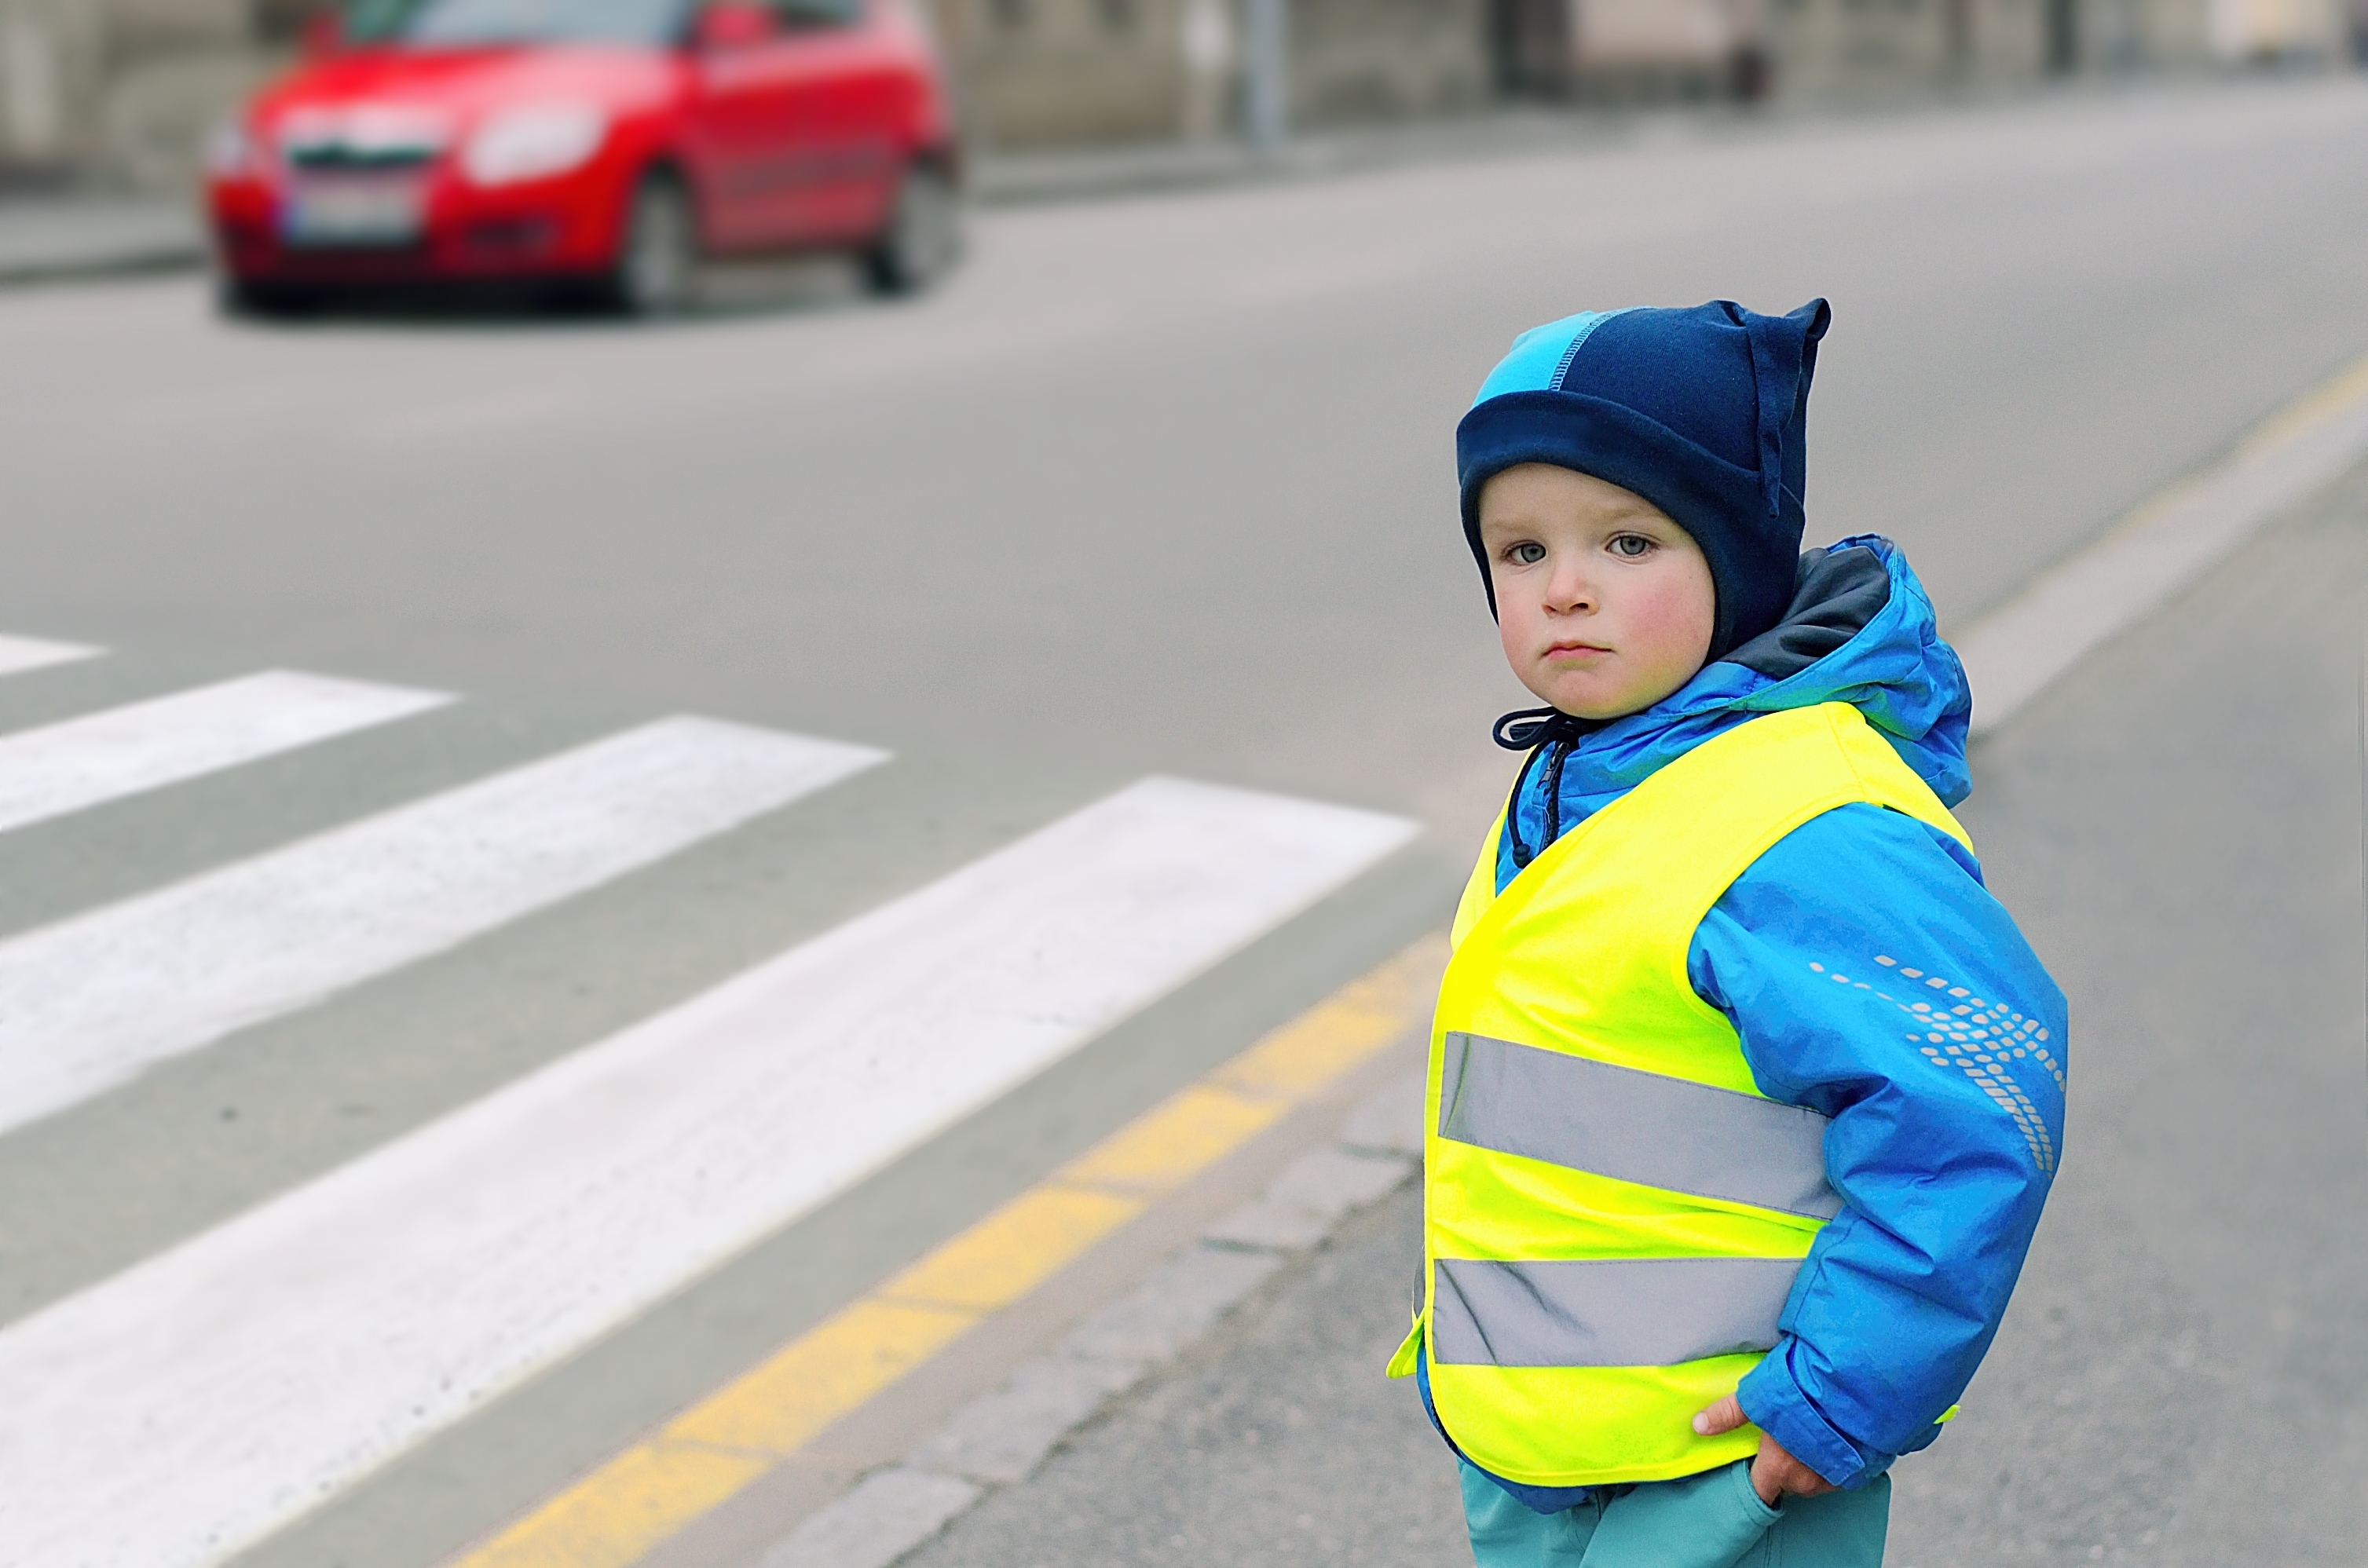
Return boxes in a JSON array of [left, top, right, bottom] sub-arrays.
[[1634, 568, 1715, 667], [1494, 585, 1532, 663]]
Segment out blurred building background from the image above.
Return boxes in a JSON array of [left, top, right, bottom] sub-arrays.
[[0, 0, 2361, 191]]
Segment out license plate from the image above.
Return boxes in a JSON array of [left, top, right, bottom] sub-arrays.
[[281, 179, 425, 247]]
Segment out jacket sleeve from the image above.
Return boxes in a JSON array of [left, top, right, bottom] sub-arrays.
[[1687, 802, 2067, 1490]]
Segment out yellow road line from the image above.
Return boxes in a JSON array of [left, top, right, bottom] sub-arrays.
[[449, 933, 1444, 1568], [2241, 343, 2368, 455]]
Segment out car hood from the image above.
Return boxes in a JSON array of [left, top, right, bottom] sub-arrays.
[[251, 46, 675, 141]]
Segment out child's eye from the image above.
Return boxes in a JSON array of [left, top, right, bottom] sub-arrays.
[[1608, 534, 1655, 559], [1507, 542, 1547, 565]]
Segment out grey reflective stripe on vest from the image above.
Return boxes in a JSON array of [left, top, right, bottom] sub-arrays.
[[1438, 1033, 1842, 1220], [1429, 1257, 1802, 1367]]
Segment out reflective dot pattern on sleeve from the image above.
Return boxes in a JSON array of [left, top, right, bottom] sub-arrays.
[[1807, 952, 2062, 1173]]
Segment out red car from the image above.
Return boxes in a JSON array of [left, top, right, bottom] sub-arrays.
[[206, 0, 960, 314]]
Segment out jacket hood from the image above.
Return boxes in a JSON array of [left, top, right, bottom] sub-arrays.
[[1528, 535, 1971, 815]]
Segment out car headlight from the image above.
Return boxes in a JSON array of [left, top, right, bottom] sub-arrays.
[[460, 104, 609, 188]]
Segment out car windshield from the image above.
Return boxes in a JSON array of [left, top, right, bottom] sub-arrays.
[[343, 0, 690, 47]]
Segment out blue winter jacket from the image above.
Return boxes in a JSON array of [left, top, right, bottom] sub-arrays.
[[1424, 535, 2067, 1502]]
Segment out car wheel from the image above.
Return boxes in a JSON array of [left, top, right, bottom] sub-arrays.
[[610, 171, 697, 317], [864, 160, 960, 297]]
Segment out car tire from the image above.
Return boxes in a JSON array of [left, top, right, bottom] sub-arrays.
[[609, 170, 698, 317], [863, 159, 960, 297]]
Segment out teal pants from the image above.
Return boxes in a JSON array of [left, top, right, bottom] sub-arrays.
[[1459, 1460, 1890, 1568]]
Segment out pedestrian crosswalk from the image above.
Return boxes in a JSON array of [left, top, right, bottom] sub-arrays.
[[0, 637, 1418, 1568], [0, 716, 884, 1139]]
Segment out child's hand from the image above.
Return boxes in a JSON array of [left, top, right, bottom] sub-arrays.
[[1691, 1394, 1839, 1507]]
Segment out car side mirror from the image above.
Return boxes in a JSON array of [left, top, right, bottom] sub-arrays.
[[298, 8, 344, 58], [692, 1, 775, 50]]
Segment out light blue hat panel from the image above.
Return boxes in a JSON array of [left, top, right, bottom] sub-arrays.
[[1469, 309, 1629, 408]]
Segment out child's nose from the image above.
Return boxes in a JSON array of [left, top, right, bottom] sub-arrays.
[[1547, 572, 1596, 612]]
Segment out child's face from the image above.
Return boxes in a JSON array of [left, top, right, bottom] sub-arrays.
[[1478, 463, 1717, 721]]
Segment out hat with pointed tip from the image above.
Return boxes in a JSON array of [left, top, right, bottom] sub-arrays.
[[1457, 298, 1832, 661]]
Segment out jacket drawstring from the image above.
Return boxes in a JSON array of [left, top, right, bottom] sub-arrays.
[[1494, 707, 1594, 870]]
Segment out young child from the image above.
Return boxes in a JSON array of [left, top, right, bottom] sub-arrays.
[[1387, 301, 2066, 1566]]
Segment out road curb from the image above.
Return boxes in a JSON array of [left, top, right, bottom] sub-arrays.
[[749, 1066, 1426, 1568]]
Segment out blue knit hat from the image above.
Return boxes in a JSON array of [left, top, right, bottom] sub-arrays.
[[1457, 298, 1832, 660]]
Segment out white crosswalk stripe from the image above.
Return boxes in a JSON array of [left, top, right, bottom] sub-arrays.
[[0, 632, 100, 677], [0, 778, 1415, 1568], [0, 716, 885, 1138], [0, 671, 448, 834]]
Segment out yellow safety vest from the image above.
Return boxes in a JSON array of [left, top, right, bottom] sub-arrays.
[[1388, 702, 1971, 1488]]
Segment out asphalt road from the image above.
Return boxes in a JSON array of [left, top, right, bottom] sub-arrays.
[[0, 76, 2363, 1568], [8, 80, 2368, 839]]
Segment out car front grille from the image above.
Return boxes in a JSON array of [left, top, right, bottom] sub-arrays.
[[281, 144, 441, 174]]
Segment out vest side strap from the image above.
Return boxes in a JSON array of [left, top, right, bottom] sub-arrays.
[[1438, 1032, 1842, 1220], [1430, 1256, 1802, 1369]]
